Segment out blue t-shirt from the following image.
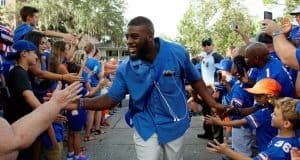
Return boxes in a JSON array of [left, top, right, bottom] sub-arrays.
[[13, 23, 34, 41], [253, 136, 300, 160], [296, 48, 300, 67], [290, 26, 300, 48], [230, 82, 254, 121], [85, 58, 101, 87], [41, 122, 64, 148], [41, 51, 51, 71], [245, 105, 278, 151], [255, 58, 295, 97], [107, 38, 201, 144], [269, 51, 297, 84]]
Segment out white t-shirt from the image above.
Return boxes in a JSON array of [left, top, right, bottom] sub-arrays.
[[201, 52, 216, 85]]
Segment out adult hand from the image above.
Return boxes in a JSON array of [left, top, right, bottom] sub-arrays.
[[261, 19, 280, 36], [50, 81, 82, 108], [63, 73, 83, 83], [205, 115, 222, 125], [280, 17, 293, 34], [54, 114, 68, 124], [206, 138, 229, 154], [63, 33, 76, 43]]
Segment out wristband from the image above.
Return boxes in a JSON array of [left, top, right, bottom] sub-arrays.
[[272, 29, 282, 37]]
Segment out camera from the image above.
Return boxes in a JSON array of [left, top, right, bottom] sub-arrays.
[[233, 55, 248, 77]]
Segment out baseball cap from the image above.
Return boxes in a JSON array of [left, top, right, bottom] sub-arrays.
[[215, 59, 232, 72], [202, 38, 212, 46], [290, 6, 300, 15], [6, 40, 37, 60], [244, 78, 282, 96]]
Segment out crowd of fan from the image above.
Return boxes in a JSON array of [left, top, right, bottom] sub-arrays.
[[0, 6, 120, 160], [187, 6, 300, 160], [1, 4, 300, 160]]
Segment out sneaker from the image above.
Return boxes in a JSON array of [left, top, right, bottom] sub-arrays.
[[66, 154, 74, 160], [74, 154, 89, 160]]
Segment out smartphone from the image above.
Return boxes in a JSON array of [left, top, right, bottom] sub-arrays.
[[230, 21, 238, 30], [264, 11, 273, 20]]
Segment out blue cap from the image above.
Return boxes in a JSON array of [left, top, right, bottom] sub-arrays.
[[6, 40, 37, 60], [215, 59, 232, 72]]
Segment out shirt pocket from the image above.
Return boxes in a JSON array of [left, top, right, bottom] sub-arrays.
[[158, 72, 182, 94]]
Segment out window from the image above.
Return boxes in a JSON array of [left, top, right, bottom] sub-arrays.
[[0, 0, 6, 6]]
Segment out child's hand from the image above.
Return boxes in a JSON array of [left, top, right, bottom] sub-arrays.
[[205, 115, 222, 125], [206, 138, 229, 154], [291, 147, 300, 160]]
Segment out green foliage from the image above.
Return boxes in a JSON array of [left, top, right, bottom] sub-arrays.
[[16, 0, 126, 45], [263, 0, 300, 14], [178, 0, 257, 56]]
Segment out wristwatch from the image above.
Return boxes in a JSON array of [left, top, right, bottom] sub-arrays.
[[272, 29, 282, 37], [79, 98, 84, 109]]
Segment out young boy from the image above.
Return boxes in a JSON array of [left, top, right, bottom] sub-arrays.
[[14, 6, 75, 42], [207, 97, 300, 160], [206, 78, 280, 152]]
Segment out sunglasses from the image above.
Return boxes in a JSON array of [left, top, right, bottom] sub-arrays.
[[202, 42, 212, 47]]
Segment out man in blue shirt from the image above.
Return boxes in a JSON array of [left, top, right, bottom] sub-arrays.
[[75, 16, 225, 160], [244, 42, 295, 97]]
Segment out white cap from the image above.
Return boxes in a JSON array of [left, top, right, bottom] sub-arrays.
[[290, 6, 300, 15]]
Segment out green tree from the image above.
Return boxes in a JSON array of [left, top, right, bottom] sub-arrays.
[[178, 0, 257, 56], [16, 0, 126, 45], [263, 0, 300, 14]]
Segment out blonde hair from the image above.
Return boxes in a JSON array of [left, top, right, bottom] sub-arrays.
[[274, 97, 300, 130], [71, 50, 86, 64]]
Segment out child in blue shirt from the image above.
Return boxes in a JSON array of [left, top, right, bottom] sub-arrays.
[[206, 78, 280, 152], [207, 97, 300, 160]]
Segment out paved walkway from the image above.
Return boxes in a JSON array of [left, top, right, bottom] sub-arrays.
[[75, 99, 221, 160]]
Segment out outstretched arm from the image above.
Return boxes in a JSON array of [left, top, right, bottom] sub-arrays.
[[0, 82, 82, 156], [205, 115, 247, 127], [191, 79, 225, 112], [207, 139, 251, 160], [81, 94, 118, 111]]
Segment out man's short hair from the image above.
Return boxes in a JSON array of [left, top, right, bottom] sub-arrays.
[[257, 33, 273, 44], [20, 6, 39, 22], [128, 16, 154, 34]]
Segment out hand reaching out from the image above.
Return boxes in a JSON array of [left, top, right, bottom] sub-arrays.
[[50, 81, 82, 108], [63, 73, 83, 82], [206, 138, 229, 154], [205, 115, 222, 125], [291, 147, 300, 160]]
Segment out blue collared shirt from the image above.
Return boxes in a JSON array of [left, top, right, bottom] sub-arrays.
[[107, 38, 201, 144]]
